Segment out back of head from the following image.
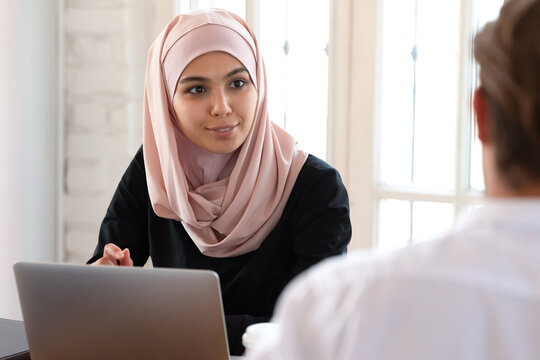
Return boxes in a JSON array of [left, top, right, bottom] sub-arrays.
[[474, 0, 540, 189]]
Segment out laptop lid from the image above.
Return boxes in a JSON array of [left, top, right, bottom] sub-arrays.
[[13, 262, 230, 360]]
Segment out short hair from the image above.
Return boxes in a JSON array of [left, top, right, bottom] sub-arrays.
[[474, 0, 540, 188]]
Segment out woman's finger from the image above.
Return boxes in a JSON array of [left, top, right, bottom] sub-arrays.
[[104, 243, 124, 261], [119, 248, 134, 267], [91, 243, 127, 266]]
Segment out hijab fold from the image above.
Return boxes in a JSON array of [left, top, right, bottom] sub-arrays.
[[143, 9, 308, 257]]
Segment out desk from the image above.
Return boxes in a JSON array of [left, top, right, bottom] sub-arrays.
[[0, 318, 30, 360]]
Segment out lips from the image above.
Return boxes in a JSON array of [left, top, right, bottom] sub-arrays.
[[207, 124, 238, 137], [214, 127, 233, 132]]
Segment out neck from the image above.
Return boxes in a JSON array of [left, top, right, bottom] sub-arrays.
[[482, 145, 540, 198], [486, 181, 540, 198]]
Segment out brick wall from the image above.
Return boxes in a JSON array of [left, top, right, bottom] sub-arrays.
[[62, 0, 173, 263]]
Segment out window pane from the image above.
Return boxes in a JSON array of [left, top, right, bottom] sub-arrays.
[[258, 0, 287, 129], [379, 0, 416, 187], [378, 199, 454, 252], [378, 199, 411, 252], [413, 0, 459, 190], [259, 0, 329, 160], [411, 201, 453, 242], [283, 0, 328, 160], [379, 0, 460, 191]]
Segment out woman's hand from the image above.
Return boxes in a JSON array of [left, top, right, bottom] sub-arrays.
[[91, 243, 134, 266]]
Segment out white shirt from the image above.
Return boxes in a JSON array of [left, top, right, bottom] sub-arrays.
[[248, 200, 540, 360]]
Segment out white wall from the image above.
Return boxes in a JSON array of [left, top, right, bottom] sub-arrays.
[[62, 0, 173, 263], [0, 0, 60, 319]]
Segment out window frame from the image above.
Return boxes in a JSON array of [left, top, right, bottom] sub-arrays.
[[329, 0, 489, 250]]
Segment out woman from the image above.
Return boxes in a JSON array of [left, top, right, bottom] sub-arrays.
[[88, 9, 351, 354]]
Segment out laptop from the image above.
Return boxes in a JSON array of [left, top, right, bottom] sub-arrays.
[[13, 261, 238, 360]]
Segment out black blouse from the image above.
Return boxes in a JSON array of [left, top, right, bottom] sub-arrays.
[[89, 146, 351, 355]]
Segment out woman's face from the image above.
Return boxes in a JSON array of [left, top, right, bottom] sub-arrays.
[[172, 51, 258, 154]]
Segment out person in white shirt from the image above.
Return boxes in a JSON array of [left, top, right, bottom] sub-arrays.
[[247, 0, 540, 359]]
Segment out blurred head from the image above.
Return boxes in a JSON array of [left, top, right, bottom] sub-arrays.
[[474, 0, 540, 193]]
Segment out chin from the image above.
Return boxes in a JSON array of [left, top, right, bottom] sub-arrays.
[[207, 143, 242, 154]]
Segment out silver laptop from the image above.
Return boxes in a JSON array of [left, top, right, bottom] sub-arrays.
[[13, 262, 232, 360]]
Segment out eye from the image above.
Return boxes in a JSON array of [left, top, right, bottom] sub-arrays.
[[230, 79, 247, 89], [187, 85, 206, 94]]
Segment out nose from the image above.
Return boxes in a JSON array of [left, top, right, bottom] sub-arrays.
[[211, 89, 232, 117]]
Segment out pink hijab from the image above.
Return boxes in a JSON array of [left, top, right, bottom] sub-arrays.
[[143, 9, 308, 258]]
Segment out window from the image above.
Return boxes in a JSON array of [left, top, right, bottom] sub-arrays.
[[373, 0, 505, 251], [174, 0, 329, 160]]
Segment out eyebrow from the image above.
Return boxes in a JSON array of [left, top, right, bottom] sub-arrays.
[[179, 67, 248, 84]]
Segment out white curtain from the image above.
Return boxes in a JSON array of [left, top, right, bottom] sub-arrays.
[[0, 0, 60, 319]]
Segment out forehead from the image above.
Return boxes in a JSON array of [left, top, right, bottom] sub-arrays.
[[162, 23, 258, 100], [180, 52, 245, 77]]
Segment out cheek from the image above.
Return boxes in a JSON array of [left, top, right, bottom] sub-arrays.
[[173, 102, 197, 131], [244, 91, 258, 125]]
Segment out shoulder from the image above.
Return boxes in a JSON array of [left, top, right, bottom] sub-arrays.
[[258, 251, 381, 359], [113, 145, 148, 194], [263, 241, 448, 358], [283, 155, 350, 231], [274, 237, 456, 319], [257, 230, 540, 359], [298, 154, 340, 177], [133, 145, 145, 167], [292, 155, 346, 195], [277, 250, 380, 304], [124, 145, 146, 177], [277, 229, 528, 318]]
